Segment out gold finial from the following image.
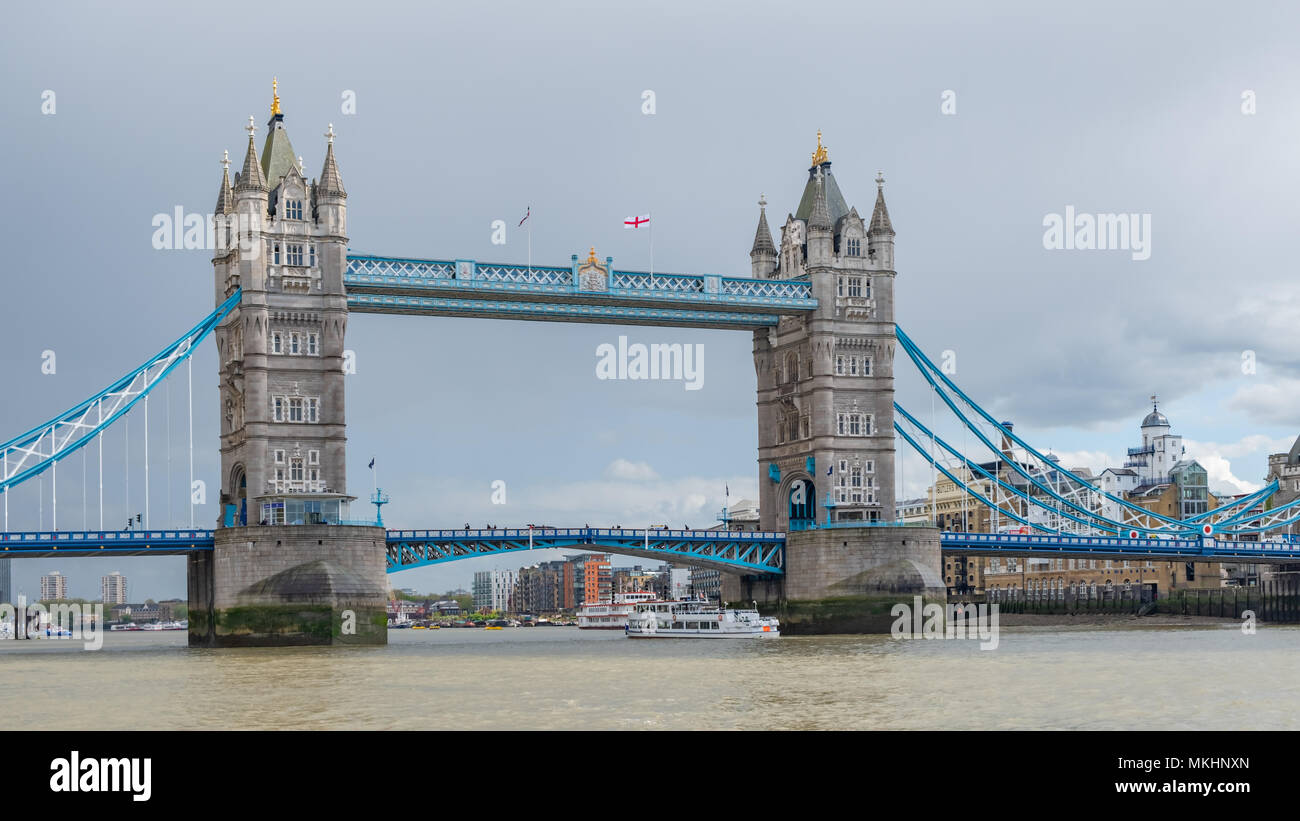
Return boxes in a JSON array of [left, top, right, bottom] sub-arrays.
[[271, 77, 281, 116], [811, 129, 828, 167], [587, 246, 598, 265]]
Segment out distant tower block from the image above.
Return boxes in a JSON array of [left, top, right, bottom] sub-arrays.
[[192, 83, 385, 647], [753, 134, 898, 532]]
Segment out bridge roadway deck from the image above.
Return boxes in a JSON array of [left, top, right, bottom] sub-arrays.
[[2, 529, 1298, 566], [940, 531, 1300, 563]]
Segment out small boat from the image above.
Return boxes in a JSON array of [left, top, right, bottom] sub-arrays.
[[483, 625, 504, 630], [626, 599, 780, 639], [412, 625, 427, 630], [577, 591, 657, 629]]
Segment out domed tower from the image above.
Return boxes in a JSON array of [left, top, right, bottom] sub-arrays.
[[1134, 395, 1183, 481]]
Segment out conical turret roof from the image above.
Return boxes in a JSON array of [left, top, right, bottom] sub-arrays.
[[750, 198, 775, 256], [214, 152, 234, 214], [234, 123, 267, 193], [317, 126, 346, 198], [870, 173, 894, 235]]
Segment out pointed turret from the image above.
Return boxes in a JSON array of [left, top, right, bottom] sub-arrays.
[[806, 167, 833, 267], [808, 170, 832, 231], [314, 123, 347, 238], [869, 171, 894, 236], [234, 117, 267, 193], [214, 150, 234, 215], [750, 195, 776, 277], [868, 171, 895, 270], [317, 123, 346, 198]]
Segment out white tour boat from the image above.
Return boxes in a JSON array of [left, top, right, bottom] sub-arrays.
[[577, 591, 657, 629], [625, 599, 780, 638]]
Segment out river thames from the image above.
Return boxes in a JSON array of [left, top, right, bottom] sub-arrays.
[[1, 624, 1296, 730]]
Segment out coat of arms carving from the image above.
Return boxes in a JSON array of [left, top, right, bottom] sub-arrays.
[[577, 246, 608, 291]]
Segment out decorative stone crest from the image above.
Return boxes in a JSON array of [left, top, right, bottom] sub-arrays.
[[577, 246, 608, 291]]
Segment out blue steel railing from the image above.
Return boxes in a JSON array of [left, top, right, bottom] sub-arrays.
[[0, 529, 215, 555], [790, 520, 935, 530], [940, 531, 1300, 562]]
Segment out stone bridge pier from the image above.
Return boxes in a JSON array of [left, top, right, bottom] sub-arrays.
[[722, 525, 945, 634]]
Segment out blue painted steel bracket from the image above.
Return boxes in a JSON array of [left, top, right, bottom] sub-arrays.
[[768, 463, 780, 483]]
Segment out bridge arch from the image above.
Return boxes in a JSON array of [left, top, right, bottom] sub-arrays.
[[781, 474, 816, 530], [228, 465, 247, 527]]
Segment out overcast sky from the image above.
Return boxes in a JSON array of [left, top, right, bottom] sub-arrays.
[[2, 1, 1298, 598]]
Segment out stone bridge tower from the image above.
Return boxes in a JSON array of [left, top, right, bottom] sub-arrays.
[[190, 82, 385, 647], [752, 133, 898, 532], [212, 82, 351, 526], [728, 135, 942, 632]]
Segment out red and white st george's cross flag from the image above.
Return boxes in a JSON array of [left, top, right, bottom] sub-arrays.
[[623, 214, 650, 229]]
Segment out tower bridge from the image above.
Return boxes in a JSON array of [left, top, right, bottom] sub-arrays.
[[5, 527, 1300, 565], [3, 90, 1299, 643]]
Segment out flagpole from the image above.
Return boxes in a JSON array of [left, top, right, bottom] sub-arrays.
[[649, 210, 654, 286]]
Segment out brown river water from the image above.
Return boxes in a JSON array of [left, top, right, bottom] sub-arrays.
[[1, 624, 1296, 730]]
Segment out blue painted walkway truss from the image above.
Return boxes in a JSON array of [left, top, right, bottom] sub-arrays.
[[345, 254, 817, 329]]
